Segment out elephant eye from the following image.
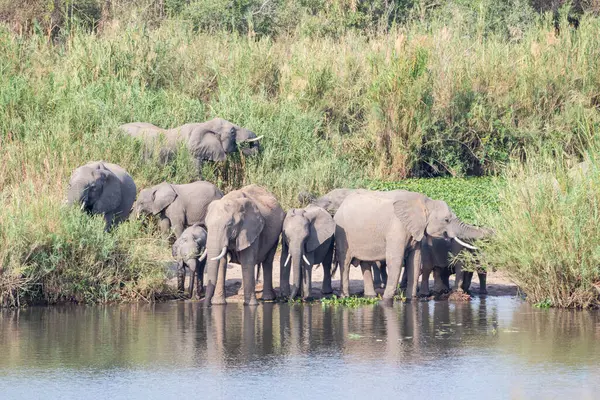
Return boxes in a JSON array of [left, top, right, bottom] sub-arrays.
[[230, 127, 236, 135]]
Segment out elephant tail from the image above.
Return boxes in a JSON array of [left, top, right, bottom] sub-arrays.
[[256, 263, 262, 283], [331, 243, 339, 278]]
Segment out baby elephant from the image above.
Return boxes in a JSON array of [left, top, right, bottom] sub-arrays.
[[280, 205, 335, 300], [134, 180, 223, 238], [172, 224, 208, 299]]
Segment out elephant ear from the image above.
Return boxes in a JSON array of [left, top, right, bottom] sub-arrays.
[[151, 183, 177, 215], [91, 167, 122, 214], [393, 194, 428, 242], [236, 199, 265, 251], [305, 206, 335, 253], [189, 130, 226, 162]]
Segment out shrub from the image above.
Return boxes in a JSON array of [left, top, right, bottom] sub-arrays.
[[471, 153, 600, 309]]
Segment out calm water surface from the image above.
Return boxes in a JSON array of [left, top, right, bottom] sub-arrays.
[[1, 297, 599, 399]]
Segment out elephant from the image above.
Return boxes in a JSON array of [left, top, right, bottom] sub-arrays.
[[66, 161, 136, 231], [279, 205, 336, 300], [334, 190, 488, 304], [119, 118, 262, 172], [203, 185, 285, 306], [134, 180, 223, 238], [172, 224, 208, 299], [297, 188, 367, 216], [420, 234, 491, 296]]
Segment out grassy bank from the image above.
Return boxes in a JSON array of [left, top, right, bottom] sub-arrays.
[[469, 153, 600, 309], [1, 2, 600, 307]]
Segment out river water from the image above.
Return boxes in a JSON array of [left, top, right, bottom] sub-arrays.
[[0, 297, 599, 399]]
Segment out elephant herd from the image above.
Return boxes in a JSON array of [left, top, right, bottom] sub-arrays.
[[65, 118, 492, 307]]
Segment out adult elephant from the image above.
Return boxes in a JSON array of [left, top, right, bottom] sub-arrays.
[[334, 190, 488, 304], [66, 161, 136, 231], [280, 205, 336, 300], [134, 180, 223, 238], [204, 185, 284, 306], [119, 118, 262, 172]]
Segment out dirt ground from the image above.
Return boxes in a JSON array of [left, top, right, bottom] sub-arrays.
[[171, 251, 519, 303]]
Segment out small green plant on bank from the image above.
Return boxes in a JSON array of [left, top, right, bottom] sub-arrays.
[[534, 299, 553, 309], [320, 295, 380, 308]]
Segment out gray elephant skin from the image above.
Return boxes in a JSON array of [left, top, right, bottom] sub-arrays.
[[120, 118, 262, 171], [204, 185, 285, 306], [172, 224, 208, 299], [298, 188, 367, 216], [280, 205, 336, 300], [334, 190, 487, 303], [134, 180, 223, 238], [420, 235, 490, 296], [66, 161, 136, 231]]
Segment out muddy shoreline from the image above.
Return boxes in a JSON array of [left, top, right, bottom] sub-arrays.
[[171, 251, 519, 303]]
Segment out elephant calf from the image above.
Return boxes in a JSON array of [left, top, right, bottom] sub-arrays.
[[134, 180, 223, 238], [66, 161, 137, 231], [172, 224, 208, 299], [280, 205, 335, 300]]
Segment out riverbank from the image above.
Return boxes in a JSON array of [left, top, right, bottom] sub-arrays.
[[168, 254, 519, 303]]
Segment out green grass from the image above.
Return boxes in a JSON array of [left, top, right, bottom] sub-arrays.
[[469, 152, 600, 309], [1, 2, 600, 307], [320, 295, 381, 308]]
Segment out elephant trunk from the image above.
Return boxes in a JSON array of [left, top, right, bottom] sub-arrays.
[[204, 227, 228, 305], [289, 244, 303, 299], [67, 182, 89, 209], [451, 219, 491, 241]]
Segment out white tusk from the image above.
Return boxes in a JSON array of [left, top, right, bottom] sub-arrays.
[[245, 135, 263, 143], [303, 255, 311, 265], [284, 254, 291, 267], [454, 237, 478, 250], [80, 202, 86, 211], [198, 249, 208, 262], [210, 246, 227, 261]]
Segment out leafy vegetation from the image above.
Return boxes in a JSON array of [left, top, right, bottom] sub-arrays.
[[466, 151, 600, 309], [321, 295, 381, 307]]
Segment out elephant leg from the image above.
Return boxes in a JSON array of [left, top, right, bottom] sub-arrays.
[[212, 257, 228, 305], [241, 262, 259, 306], [441, 267, 451, 290], [382, 244, 406, 303], [399, 267, 408, 290], [158, 217, 171, 237], [321, 244, 334, 295], [461, 271, 474, 292], [338, 249, 352, 298], [406, 247, 422, 299], [302, 261, 313, 301], [279, 244, 291, 298], [432, 268, 448, 293], [478, 271, 488, 294], [197, 257, 206, 298], [453, 262, 465, 292], [187, 259, 197, 299], [380, 261, 388, 288], [103, 212, 115, 232], [361, 262, 377, 298], [177, 261, 185, 294], [261, 245, 277, 301], [372, 263, 382, 289]]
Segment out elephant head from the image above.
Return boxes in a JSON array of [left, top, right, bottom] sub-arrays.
[[203, 195, 265, 303], [281, 206, 335, 299], [172, 224, 208, 262], [134, 182, 177, 217], [187, 118, 262, 162], [67, 162, 122, 216], [393, 192, 487, 249]]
